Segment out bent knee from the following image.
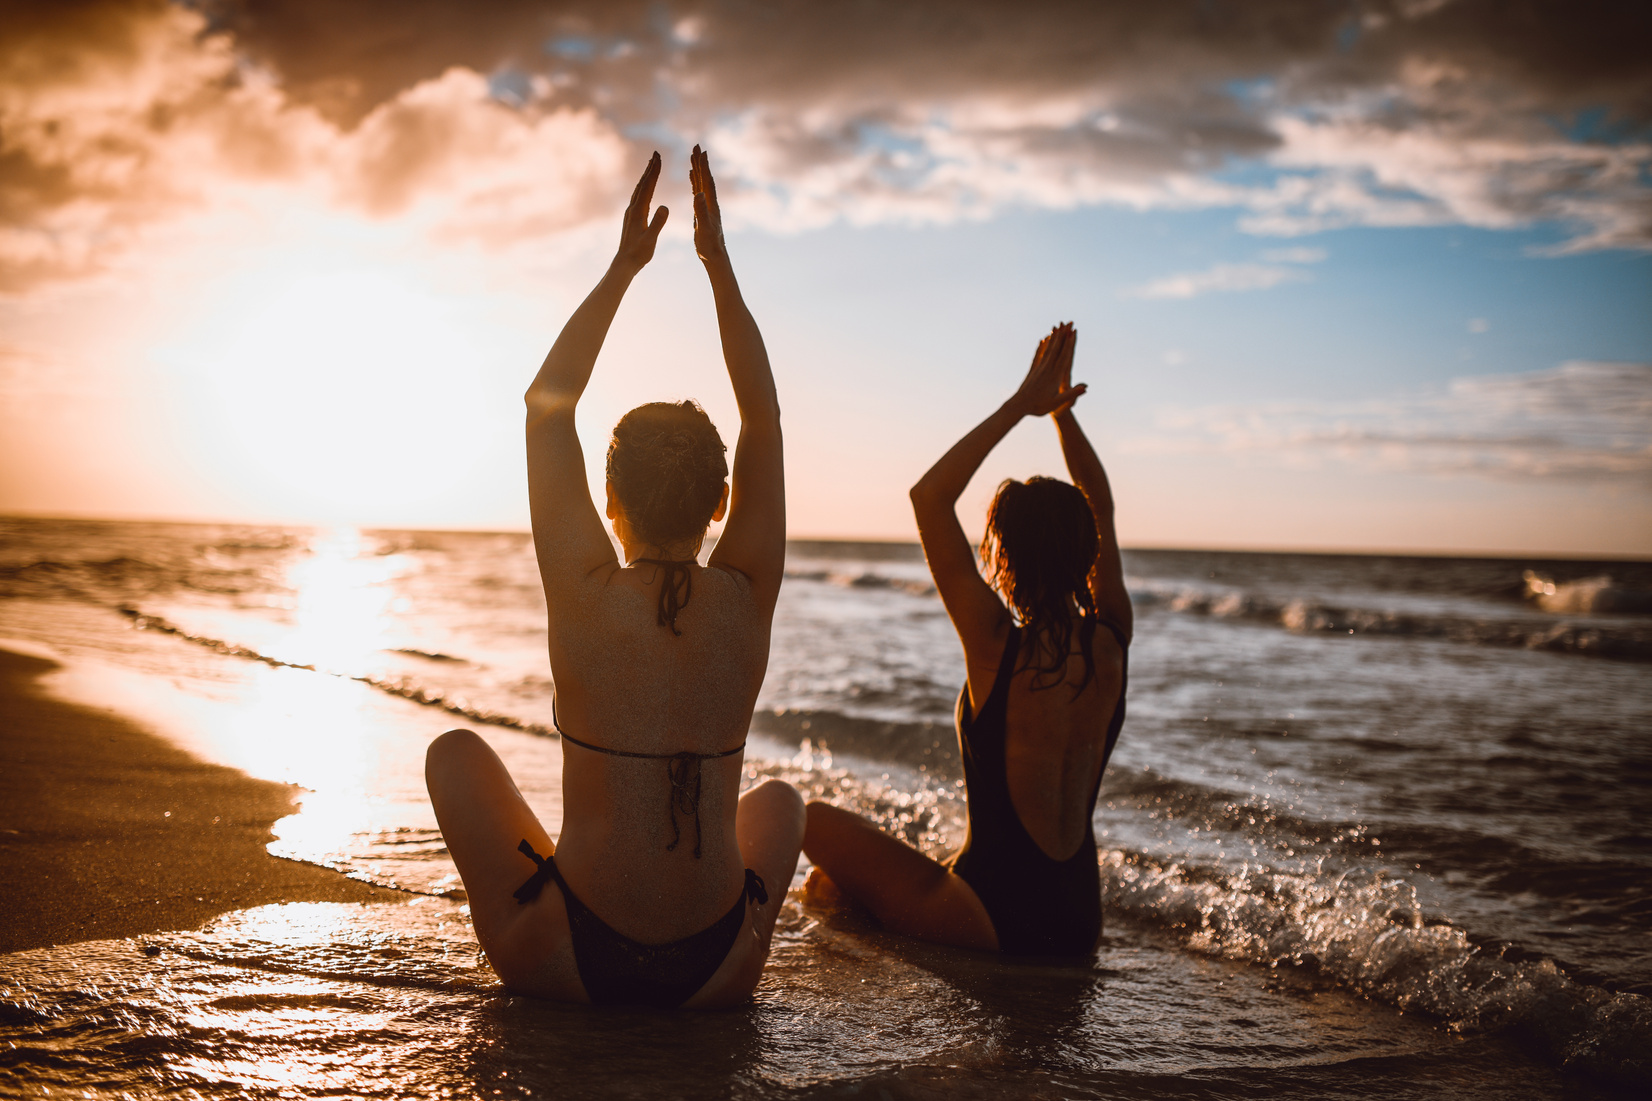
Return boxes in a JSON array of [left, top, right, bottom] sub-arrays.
[[425, 728, 483, 781], [749, 778, 805, 825], [740, 780, 805, 848]]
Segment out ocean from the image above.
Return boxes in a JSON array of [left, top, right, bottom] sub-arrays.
[[0, 516, 1647, 1098]]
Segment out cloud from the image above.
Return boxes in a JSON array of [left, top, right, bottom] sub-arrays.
[[2, 0, 1650, 292], [1127, 261, 1311, 299], [0, 1, 634, 290], [1131, 361, 1652, 482], [1260, 247, 1328, 264]]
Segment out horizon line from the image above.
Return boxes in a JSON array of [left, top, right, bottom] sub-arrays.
[[3, 510, 1647, 564]]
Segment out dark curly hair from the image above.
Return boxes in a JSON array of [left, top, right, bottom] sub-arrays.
[[980, 476, 1099, 694], [606, 401, 729, 547]]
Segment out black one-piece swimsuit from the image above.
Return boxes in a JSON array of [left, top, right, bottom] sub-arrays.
[[948, 622, 1129, 956]]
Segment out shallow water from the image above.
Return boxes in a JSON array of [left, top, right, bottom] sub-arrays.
[[1, 900, 1619, 1100], [1, 517, 1648, 1096]]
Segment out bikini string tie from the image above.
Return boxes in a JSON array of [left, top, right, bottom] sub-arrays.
[[665, 751, 706, 858], [513, 839, 558, 905], [635, 558, 693, 636]]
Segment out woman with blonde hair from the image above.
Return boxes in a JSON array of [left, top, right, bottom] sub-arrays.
[[426, 148, 803, 1007]]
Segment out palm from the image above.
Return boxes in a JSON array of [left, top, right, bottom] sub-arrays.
[[690, 145, 727, 263], [616, 152, 668, 272], [1014, 323, 1084, 416]]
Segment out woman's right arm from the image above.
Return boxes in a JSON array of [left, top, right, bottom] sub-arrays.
[[526, 152, 668, 596]]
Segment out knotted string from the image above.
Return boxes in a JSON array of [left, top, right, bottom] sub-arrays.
[[556, 728, 744, 859], [634, 557, 694, 635], [665, 751, 705, 856], [513, 839, 557, 904]]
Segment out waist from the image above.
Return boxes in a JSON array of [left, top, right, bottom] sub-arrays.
[[550, 830, 750, 934]]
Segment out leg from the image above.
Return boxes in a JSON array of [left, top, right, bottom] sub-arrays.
[[688, 778, 805, 1008], [424, 729, 579, 996], [803, 800, 999, 952]]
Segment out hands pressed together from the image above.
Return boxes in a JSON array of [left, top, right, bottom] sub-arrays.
[[612, 145, 728, 276], [612, 148, 1085, 411], [1009, 322, 1087, 419]]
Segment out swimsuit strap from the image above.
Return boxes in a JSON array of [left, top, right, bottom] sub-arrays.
[[557, 728, 745, 859], [633, 557, 695, 636]]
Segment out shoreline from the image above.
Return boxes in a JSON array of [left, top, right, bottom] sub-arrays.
[[0, 644, 404, 954]]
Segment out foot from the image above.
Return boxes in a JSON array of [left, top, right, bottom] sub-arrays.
[[801, 866, 847, 910]]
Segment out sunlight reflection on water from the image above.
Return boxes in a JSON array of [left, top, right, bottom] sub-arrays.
[[268, 528, 408, 672]]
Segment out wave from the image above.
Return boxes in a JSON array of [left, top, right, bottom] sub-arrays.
[[1523, 570, 1652, 615], [1101, 768, 1652, 932], [1098, 851, 1651, 1088], [389, 648, 469, 664], [117, 607, 552, 736], [783, 568, 936, 596], [783, 563, 1652, 661], [1132, 583, 1652, 662], [751, 708, 958, 777], [0, 554, 271, 602]]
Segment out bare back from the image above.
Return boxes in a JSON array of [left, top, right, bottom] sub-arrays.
[[993, 622, 1126, 860], [547, 561, 772, 940]]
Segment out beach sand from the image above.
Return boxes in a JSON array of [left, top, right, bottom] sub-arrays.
[[0, 645, 404, 954]]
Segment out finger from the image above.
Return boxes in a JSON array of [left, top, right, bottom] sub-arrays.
[[701, 149, 720, 216], [632, 152, 658, 203], [647, 205, 669, 240], [639, 152, 661, 208]]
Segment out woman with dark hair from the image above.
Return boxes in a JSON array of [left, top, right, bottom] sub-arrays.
[[803, 323, 1131, 956], [425, 148, 804, 1008]]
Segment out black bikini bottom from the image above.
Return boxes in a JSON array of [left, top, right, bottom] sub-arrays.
[[513, 840, 767, 1008]]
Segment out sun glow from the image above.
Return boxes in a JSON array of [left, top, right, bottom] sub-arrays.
[[159, 263, 509, 524]]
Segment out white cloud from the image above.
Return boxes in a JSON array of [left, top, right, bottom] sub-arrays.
[[1126, 261, 1309, 300], [1260, 247, 1328, 264], [1130, 361, 1652, 482], [0, 8, 636, 291]]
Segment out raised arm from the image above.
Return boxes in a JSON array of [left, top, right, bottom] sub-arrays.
[[526, 152, 669, 593], [692, 146, 786, 606], [1051, 369, 1133, 643], [911, 325, 1086, 662]]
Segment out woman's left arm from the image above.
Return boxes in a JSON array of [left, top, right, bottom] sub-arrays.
[[691, 146, 787, 609], [911, 325, 1085, 657], [527, 152, 669, 594], [1046, 331, 1131, 641]]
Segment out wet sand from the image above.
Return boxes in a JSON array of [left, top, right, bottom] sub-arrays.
[[0, 645, 403, 953]]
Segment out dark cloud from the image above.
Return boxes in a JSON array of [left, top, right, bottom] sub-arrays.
[[2, 0, 1649, 292]]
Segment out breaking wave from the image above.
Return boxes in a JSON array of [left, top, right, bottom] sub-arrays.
[[1097, 852, 1651, 1087]]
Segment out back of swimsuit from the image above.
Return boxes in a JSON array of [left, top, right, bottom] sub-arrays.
[[948, 622, 1128, 956], [514, 841, 767, 1008]]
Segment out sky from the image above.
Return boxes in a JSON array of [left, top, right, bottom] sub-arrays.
[[1, 0, 1648, 556]]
